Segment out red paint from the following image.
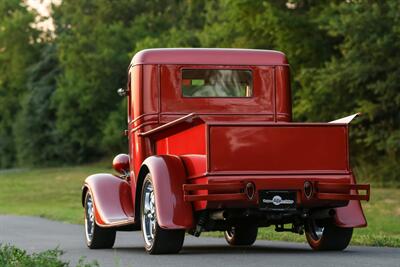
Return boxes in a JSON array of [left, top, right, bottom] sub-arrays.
[[82, 174, 135, 227], [179, 154, 206, 179], [334, 174, 368, 227], [155, 123, 206, 156], [141, 155, 194, 229], [275, 66, 292, 121], [208, 123, 349, 173], [184, 173, 362, 210], [83, 48, 369, 233], [112, 154, 130, 175], [131, 48, 288, 66]]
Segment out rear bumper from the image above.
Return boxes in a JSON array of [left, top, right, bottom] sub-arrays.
[[315, 182, 370, 201], [183, 176, 370, 208], [183, 183, 248, 202]]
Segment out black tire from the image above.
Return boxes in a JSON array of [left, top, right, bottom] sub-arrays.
[[140, 173, 185, 254], [84, 191, 116, 249], [305, 218, 353, 251], [224, 223, 258, 246]]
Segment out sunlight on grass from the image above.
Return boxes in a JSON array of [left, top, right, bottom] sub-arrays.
[[0, 163, 111, 224]]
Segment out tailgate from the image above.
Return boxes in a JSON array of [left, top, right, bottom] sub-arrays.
[[208, 123, 349, 173]]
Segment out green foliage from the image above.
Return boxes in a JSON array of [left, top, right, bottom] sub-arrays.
[[0, 0, 40, 168], [51, 0, 205, 162], [0, 245, 98, 267], [0, 245, 67, 267], [52, 0, 137, 163], [296, 1, 400, 183], [14, 44, 61, 166], [0, 0, 398, 183], [102, 100, 128, 154]]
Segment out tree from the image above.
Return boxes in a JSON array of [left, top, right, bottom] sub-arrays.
[[14, 44, 61, 166], [1, 0, 398, 184], [52, 0, 139, 162], [52, 0, 206, 162], [0, 0, 40, 168], [296, 1, 400, 184], [199, 0, 339, 114]]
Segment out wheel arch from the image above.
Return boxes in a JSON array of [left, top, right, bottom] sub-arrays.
[[82, 173, 136, 228], [135, 164, 150, 222], [82, 185, 89, 207], [137, 155, 194, 229]]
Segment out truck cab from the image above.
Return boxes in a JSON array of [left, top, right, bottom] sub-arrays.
[[82, 48, 370, 254]]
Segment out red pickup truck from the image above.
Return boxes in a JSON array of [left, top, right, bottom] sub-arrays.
[[82, 48, 370, 254]]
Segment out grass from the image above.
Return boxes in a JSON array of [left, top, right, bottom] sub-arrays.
[[0, 162, 111, 224], [0, 164, 399, 247], [0, 245, 98, 267]]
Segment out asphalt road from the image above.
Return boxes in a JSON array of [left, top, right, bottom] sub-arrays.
[[0, 215, 399, 267]]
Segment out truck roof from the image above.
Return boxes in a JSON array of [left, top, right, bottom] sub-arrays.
[[130, 48, 288, 66]]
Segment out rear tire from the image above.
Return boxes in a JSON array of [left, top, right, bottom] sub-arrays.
[[224, 223, 258, 246], [140, 173, 185, 254], [84, 191, 116, 249], [305, 218, 353, 251]]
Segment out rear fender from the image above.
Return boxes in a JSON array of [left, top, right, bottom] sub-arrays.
[[82, 173, 135, 227], [140, 155, 194, 229], [333, 174, 367, 228]]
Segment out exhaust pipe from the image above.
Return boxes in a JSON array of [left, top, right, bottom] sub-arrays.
[[210, 210, 226, 220]]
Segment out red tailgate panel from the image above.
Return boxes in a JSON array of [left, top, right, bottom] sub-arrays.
[[208, 124, 349, 173]]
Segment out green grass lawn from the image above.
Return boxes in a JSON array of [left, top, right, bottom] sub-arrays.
[[0, 163, 110, 224], [0, 164, 399, 247]]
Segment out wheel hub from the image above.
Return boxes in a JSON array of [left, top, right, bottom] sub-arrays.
[[142, 179, 156, 247], [85, 194, 95, 242]]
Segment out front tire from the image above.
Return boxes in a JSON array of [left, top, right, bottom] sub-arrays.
[[140, 173, 185, 254], [84, 191, 116, 249], [305, 218, 353, 251], [224, 223, 258, 246]]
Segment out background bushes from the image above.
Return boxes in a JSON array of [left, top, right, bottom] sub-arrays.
[[0, 0, 398, 185]]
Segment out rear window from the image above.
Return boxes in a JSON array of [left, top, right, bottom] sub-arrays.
[[182, 69, 253, 97]]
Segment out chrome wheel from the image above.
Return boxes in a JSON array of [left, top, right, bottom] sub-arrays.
[[83, 190, 116, 249], [309, 220, 325, 241], [85, 193, 95, 242], [308, 220, 325, 241], [141, 175, 156, 248], [225, 227, 235, 240], [139, 172, 185, 254]]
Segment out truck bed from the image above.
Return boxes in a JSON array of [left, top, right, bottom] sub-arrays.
[[143, 115, 350, 176], [208, 123, 349, 174]]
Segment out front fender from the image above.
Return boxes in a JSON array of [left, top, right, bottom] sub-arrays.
[[141, 155, 194, 229], [82, 173, 135, 227]]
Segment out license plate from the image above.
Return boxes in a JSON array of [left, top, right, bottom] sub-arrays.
[[259, 190, 297, 210]]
